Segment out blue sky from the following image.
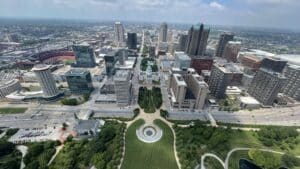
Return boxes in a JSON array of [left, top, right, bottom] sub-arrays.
[[0, 0, 300, 29]]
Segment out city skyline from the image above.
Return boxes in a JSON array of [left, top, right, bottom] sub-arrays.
[[0, 0, 300, 30]]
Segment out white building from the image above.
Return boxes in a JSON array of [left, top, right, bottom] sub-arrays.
[[32, 64, 60, 98], [114, 22, 125, 47], [0, 79, 22, 98]]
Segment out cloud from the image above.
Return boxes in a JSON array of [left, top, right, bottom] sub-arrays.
[[0, 0, 299, 29], [209, 2, 225, 10]]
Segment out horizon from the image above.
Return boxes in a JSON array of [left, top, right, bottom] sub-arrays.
[[1, 16, 299, 33], [0, 0, 300, 31]]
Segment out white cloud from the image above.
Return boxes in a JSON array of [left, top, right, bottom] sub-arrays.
[[209, 2, 225, 10]]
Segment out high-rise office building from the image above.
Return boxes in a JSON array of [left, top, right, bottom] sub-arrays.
[[215, 32, 234, 57], [114, 70, 132, 106], [282, 64, 300, 101], [185, 23, 210, 56], [248, 68, 286, 106], [159, 22, 168, 42], [208, 63, 243, 99], [104, 51, 118, 77], [114, 22, 125, 46], [127, 32, 137, 50], [169, 68, 209, 109], [149, 46, 156, 58], [260, 57, 287, 73], [72, 43, 96, 68], [178, 34, 188, 51], [65, 69, 94, 94], [117, 49, 128, 65], [190, 57, 213, 74], [174, 52, 191, 69], [223, 41, 241, 62], [248, 58, 287, 105], [32, 64, 59, 98]]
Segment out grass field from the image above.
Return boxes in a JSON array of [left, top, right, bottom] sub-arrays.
[[121, 119, 178, 169], [176, 124, 300, 169], [0, 107, 27, 114]]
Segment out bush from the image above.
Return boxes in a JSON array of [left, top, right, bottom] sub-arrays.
[[133, 108, 140, 118], [6, 128, 19, 136], [0, 140, 14, 156], [61, 98, 78, 106], [160, 109, 169, 119], [83, 93, 91, 101], [248, 149, 281, 169], [281, 153, 300, 168]]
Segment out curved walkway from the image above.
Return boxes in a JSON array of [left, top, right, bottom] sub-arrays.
[[16, 145, 28, 169], [118, 106, 181, 169], [200, 147, 300, 169]]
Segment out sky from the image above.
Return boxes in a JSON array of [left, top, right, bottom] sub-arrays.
[[0, 0, 300, 30]]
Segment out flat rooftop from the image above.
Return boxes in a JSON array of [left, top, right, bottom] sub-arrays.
[[31, 64, 51, 71], [65, 69, 90, 76]]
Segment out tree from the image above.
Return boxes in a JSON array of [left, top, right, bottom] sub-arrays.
[[0, 140, 14, 156], [281, 153, 300, 168], [248, 149, 281, 169], [160, 109, 169, 119]]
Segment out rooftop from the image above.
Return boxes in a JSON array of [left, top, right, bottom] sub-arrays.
[[65, 69, 90, 76], [114, 70, 131, 81], [31, 64, 51, 71]]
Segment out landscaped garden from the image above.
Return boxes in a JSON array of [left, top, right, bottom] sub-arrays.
[[60, 92, 91, 106], [0, 107, 27, 114], [121, 119, 178, 169], [24, 141, 58, 169], [174, 123, 300, 169], [138, 87, 162, 113], [0, 129, 22, 169], [140, 58, 158, 72], [50, 121, 125, 169]]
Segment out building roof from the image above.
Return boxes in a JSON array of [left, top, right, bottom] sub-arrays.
[[74, 120, 99, 131], [31, 64, 51, 71], [114, 70, 131, 81], [173, 74, 187, 86], [65, 69, 90, 76], [239, 96, 260, 105]]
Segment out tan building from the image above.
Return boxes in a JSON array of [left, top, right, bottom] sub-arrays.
[[169, 68, 209, 110]]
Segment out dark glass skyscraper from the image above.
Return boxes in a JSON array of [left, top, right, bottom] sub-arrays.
[[215, 32, 234, 57], [178, 34, 188, 51], [185, 23, 210, 56], [65, 69, 94, 94], [72, 43, 96, 68], [127, 32, 137, 50]]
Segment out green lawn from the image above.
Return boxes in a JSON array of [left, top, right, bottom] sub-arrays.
[[175, 124, 300, 169], [138, 87, 162, 113], [0, 107, 27, 114], [121, 119, 178, 169]]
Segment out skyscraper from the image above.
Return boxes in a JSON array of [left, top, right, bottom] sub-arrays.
[[178, 34, 188, 51], [223, 41, 241, 62], [185, 23, 210, 56], [114, 22, 125, 46], [248, 58, 287, 105], [282, 64, 300, 101], [32, 64, 59, 98], [215, 32, 234, 57], [114, 70, 132, 106], [65, 69, 94, 94], [169, 68, 209, 110], [127, 32, 137, 50], [208, 63, 243, 99], [72, 43, 96, 68], [159, 22, 168, 42]]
